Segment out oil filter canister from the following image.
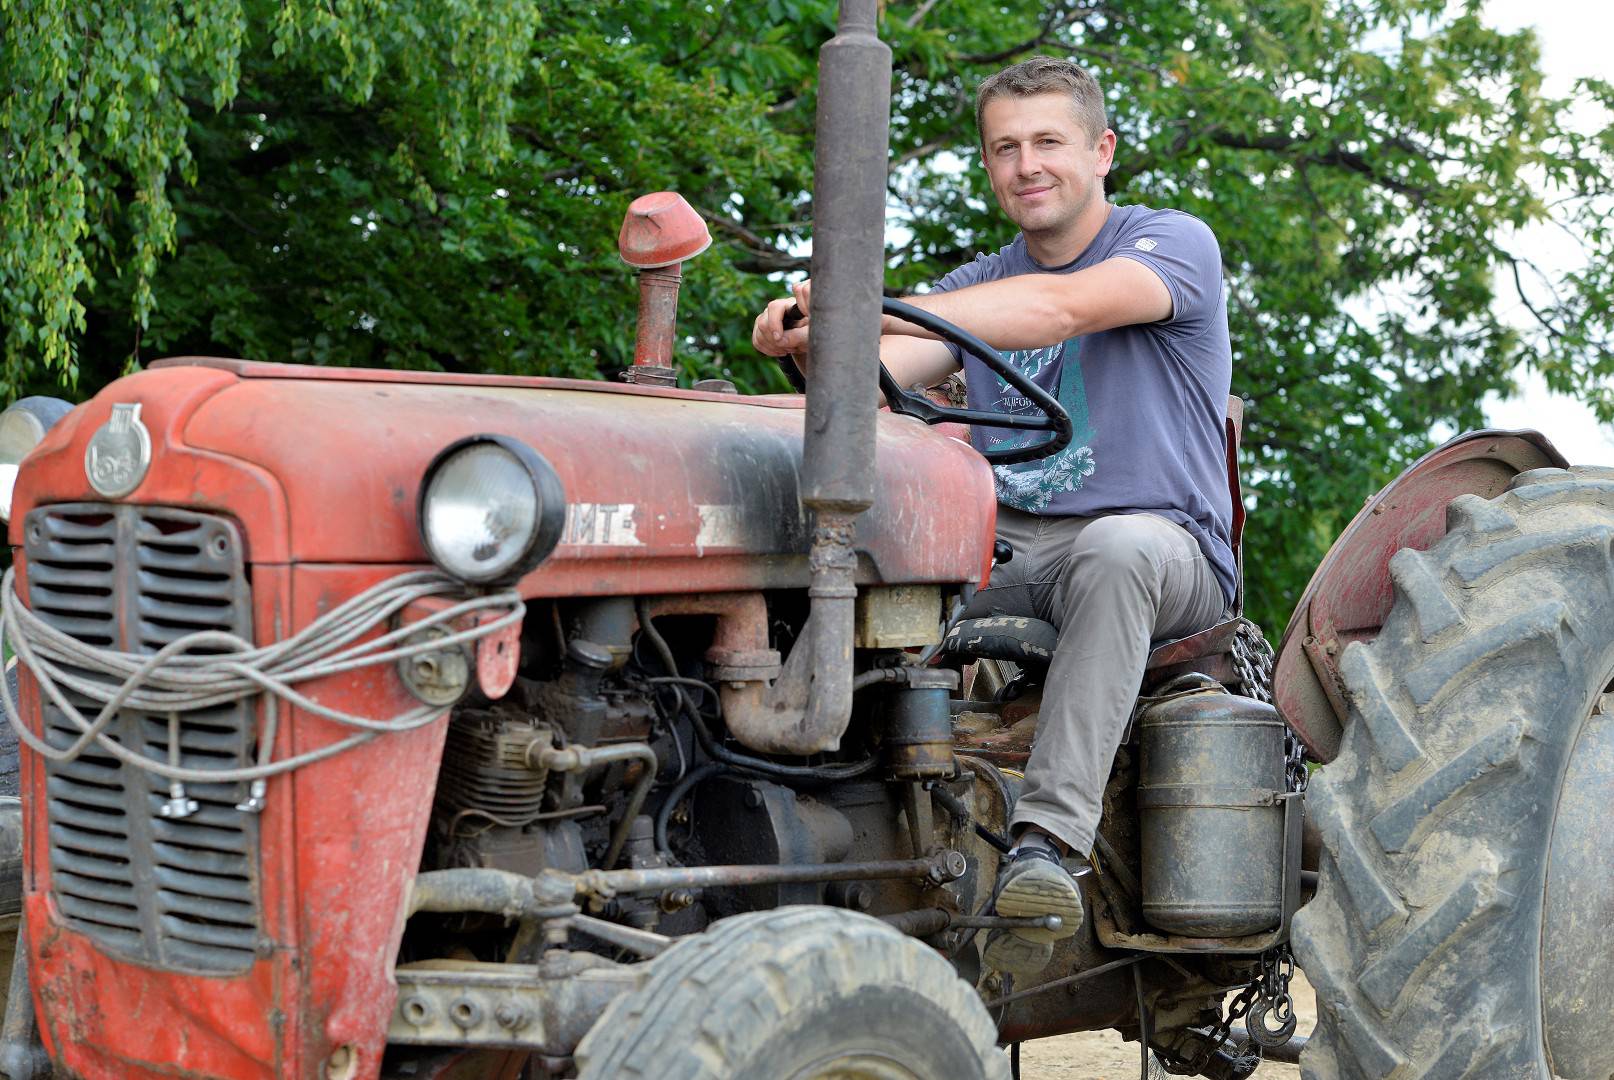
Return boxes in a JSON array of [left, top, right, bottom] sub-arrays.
[[880, 669, 958, 780], [1137, 688, 1286, 937]]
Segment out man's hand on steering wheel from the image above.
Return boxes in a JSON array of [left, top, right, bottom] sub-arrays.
[[751, 285, 1073, 465], [751, 280, 813, 360]]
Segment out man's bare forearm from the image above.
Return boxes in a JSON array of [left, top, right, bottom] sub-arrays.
[[883, 258, 1172, 350]]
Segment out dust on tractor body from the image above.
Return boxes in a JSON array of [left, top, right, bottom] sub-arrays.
[[1, 4, 1611, 1079]]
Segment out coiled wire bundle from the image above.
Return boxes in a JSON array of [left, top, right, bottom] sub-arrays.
[[0, 566, 522, 809]]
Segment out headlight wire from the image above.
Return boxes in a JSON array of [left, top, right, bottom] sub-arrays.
[[0, 566, 522, 813]]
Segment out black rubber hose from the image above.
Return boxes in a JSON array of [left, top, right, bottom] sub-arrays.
[[653, 761, 724, 860], [929, 781, 1011, 854], [634, 600, 879, 783]]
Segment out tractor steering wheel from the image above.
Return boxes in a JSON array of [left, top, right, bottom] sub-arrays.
[[779, 298, 1071, 466]]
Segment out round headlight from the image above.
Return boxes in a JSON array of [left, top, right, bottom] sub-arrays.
[[0, 397, 73, 467], [418, 435, 566, 585], [0, 396, 73, 524]]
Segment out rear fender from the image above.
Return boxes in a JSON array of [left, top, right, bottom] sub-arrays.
[[1273, 429, 1567, 761]]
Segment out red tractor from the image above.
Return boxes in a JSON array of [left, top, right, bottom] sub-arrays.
[[0, 4, 1606, 1078]]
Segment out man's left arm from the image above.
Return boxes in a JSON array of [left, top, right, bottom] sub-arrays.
[[881, 257, 1172, 352]]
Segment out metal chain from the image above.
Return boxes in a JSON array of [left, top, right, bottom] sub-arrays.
[[1230, 618, 1273, 704], [1246, 949, 1300, 1048]]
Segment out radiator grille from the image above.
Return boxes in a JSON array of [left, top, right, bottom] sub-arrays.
[[24, 504, 260, 973]]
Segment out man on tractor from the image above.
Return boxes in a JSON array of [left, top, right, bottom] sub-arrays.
[[752, 55, 1236, 976]]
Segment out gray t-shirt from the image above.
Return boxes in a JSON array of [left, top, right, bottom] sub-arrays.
[[934, 203, 1236, 604]]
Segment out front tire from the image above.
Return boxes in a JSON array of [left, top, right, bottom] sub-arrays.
[[1293, 466, 1614, 1078], [574, 906, 1010, 1080]]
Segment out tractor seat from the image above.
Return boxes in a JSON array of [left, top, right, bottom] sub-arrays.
[[941, 616, 1058, 667], [942, 614, 1245, 682]]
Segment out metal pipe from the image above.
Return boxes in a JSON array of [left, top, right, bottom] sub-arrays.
[[569, 913, 672, 958], [408, 868, 574, 919], [533, 741, 659, 869], [1233, 1024, 1309, 1064], [632, 264, 683, 370], [575, 849, 966, 899], [879, 908, 1063, 937], [802, 0, 890, 512], [725, 0, 892, 760], [983, 954, 1147, 1010]]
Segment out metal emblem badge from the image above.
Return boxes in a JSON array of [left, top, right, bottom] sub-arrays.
[[85, 402, 152, 498]]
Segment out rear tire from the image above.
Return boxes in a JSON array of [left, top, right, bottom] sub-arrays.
[[1293, 467, 1614, 1078], [574, 906, 1009, 1080]]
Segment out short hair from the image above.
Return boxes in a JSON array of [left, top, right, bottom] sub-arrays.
[[975, 57, 1108, 145]]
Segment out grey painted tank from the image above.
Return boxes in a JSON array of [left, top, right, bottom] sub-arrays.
[[1137, 687, 1287, 936]]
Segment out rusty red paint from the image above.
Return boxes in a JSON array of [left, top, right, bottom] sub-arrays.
[[475, 614, 522, 700], [617, 192, 711, 270], [1273, 429, 1567, 761]]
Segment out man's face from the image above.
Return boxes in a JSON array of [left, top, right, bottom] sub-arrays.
[[980, 93, 1115, 242]]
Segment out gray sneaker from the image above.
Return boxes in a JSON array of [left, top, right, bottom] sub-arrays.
[[993, 845, 1083, 944], [981, 929, 1054, 975]]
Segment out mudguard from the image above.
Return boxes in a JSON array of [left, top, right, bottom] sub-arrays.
[[1273, 429, 1567, 761]]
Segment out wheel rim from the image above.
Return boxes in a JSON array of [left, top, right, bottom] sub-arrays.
[[785, 1050, 927, 1080], [1539, 676, 1614, 1079]]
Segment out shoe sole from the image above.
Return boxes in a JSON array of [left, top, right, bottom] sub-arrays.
[[996, 863, 1082, 942], [982, 931, 1053, 976]]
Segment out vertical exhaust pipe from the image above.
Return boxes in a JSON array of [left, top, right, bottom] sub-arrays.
[[801, 0, 891, 511], [730, 1, 891, 754]]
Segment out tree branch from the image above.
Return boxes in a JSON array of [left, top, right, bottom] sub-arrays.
[[1208, 131, 1430, 201], [693, 204, 810, 273], [1504, 252, 1565, 338], [905, 0, 943, 29], [961, 5, 1100, 65]]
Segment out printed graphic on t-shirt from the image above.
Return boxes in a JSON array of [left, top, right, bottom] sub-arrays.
[[981, 336, 1096, 512]]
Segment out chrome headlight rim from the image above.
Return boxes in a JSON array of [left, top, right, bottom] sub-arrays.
[[417, 434, 566, 586]]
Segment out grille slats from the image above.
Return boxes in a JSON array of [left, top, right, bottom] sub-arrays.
[[134, 569, 234, 602], [153, 840, 249, 876], [46, 799, 129, 836], [49, 822, 133, 861], [159, 889, 255, 924], [135, 596, 236, 627], [56, 870, 140, 906], [46, 775, 125, 810], [49, 847, 134, 884], [26, 504, 260, 974], [159, 915, 257, 953], [58, 893, 144, 933]]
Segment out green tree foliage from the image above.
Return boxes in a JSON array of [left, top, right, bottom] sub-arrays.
[[3, 0, 1611, 631]]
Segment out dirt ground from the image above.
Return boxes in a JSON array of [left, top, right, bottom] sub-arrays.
[[1017, 974, 1315, 1079]]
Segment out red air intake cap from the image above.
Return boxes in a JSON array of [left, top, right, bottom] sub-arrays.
[[618, 191, 713, 269]]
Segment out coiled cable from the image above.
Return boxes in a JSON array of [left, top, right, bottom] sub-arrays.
[[0, 566, 522, 789]]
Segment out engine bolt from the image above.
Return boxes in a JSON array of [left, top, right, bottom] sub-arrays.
[[494, 1001, 532, 1031], [743, 787, 764, 809], [660, 888, 695, 912]]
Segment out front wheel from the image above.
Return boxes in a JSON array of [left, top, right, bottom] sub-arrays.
[[574, 906, 1010, 1080], [1294, 466, 1614, 1079]]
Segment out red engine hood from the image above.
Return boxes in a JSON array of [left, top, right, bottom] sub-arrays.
[[13, 357, 997, 594], [1273, 429, 1568, 761]]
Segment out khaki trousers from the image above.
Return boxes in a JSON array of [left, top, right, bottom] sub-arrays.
[[964, 507, 1226, 855]]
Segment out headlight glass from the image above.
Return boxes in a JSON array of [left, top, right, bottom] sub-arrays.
[[420, 437, 564, 584]]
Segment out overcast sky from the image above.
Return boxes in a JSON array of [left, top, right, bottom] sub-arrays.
[[1475, 0, 1614, 464]]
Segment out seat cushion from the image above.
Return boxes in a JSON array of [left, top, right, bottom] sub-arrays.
[[942, 616, 1058, 668]]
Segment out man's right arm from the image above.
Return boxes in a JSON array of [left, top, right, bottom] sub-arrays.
[[752, 286, 961, 398]]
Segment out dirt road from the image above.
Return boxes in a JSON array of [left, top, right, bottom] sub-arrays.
[[1016, 975, 1314, 1079]]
